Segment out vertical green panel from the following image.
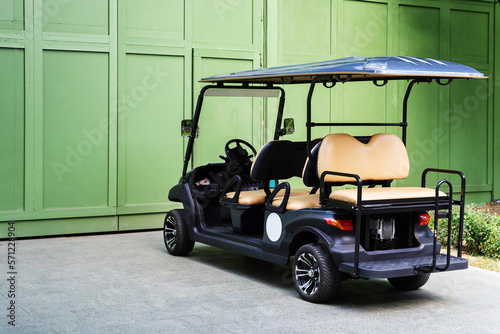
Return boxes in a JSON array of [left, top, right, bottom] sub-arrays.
[[340, 1, 387, 137], [192, 0, 253, 45], [342, 83, 386, 127], [276, 0, 332, 142], [43, 0, 109, 34], [281, 0, 331, 58], [494, 1, 500, 200], [342, 1, 387, 57], [0, 48, 24, 212], [397, 5, 441, 187], [399, 83, 440, 187], [449, 79, 488, 186], [398, 5, 440, 58], [450, 9, 490, 194], [42, 51, 109, 209], [126, 0, 184, 39], [0, 0, 23, 30], [120, 54, 184, 206], [193, 57, 255, 167], [450, 10, 489, 63], [0, 1, 15, 21]]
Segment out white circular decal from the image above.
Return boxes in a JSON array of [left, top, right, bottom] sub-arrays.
[[266, 213, 282, 242]]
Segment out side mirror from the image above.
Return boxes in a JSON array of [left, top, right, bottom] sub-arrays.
[[284, 118, 295, 135], [181, 119, 195, 138]]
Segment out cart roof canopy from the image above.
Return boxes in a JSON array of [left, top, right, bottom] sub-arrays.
[[200, 56, 486, 84]]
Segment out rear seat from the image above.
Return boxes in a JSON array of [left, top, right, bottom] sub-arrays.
[[270, 133, 447, 212], [317, 133, 446, 204]]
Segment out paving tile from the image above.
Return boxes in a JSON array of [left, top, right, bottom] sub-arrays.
[[0, 231, 498, 333], [0, 323, 57, 333]]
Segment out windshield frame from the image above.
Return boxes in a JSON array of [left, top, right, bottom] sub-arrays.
[[182, 85, 285, 178]]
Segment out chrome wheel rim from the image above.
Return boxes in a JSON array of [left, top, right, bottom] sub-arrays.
[[295, 252, 320, 295], [164, 215, 177, 250]]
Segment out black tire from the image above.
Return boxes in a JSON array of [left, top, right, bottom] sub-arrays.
[[388, 273, 430, 291], [163, 209, 195, 256], [292, 243, 342, 303]]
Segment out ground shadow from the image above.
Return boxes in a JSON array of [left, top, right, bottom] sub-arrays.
[[183, 244, 442, 307]]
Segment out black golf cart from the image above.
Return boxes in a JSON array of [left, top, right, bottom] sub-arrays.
[[164, 57, 485, 303]]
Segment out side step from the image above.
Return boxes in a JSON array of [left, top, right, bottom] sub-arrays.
[[339, 254, 468, 279]]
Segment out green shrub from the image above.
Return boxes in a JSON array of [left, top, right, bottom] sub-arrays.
[[429, 206, 500, 259]]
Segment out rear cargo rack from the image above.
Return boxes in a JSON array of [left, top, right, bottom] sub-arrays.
[[326, 168, 466, 278], [414, 169, 466, 274]]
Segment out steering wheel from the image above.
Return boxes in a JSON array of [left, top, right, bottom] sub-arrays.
[[220, 139, 257, 174]]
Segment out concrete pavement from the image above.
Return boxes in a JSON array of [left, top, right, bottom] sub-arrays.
[[1, 230, 499, 333]]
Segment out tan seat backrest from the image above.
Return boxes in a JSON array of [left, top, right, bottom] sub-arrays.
[[317, 133, 410, 183]]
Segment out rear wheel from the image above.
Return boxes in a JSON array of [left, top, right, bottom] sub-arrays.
[[388, 273, 430, 290], [292, 243, 342, 303], [163, 209, 195, 256]]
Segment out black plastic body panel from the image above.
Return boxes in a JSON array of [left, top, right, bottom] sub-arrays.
[[339, 255, 468, 278]]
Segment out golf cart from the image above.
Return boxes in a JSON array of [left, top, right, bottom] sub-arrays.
[[164, 57, 485, 303]]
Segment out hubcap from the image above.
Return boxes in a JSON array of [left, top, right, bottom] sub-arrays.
[[164, 216, 177, 249], [295, 252, 320, 295]]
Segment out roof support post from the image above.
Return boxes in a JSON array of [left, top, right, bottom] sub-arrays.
[[182, 85, 213, 178], [306, 77, 321, 158], [402, 80, 419, 146], [273, 87, 286, 140]]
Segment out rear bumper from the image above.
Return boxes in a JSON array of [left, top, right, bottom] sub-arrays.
[[339, 254, 468, 279]]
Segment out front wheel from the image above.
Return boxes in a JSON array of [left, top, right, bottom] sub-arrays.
[[388, 273, 430, 291], [163, 209, 195, 256], [292, 243, 342, 303]]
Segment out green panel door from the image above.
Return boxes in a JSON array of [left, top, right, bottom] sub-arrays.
[[397, 4, 441, 187], [118, 54, 184, 212], [1, 0, 495, 237], [277, 0, 332, 142], [341, 0, 387, 57], [400, 82, 441, 187], [340, 1, 388, 137], [192, 0, 254, 46], [125, 0, 184, 40], [43, 0, 109, 35], [398, 5, 440, 59], [449, 9, 491, 202], [449, 79, 489, 188], [450, 9, 489, 64], [280, 0, 331, 61], [0, 48, 24, 212], [0, 0, 23, 30], [42, 51, 109, 209]]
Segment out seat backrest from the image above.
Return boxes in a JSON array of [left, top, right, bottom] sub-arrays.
[[250, 140, 309, 181], [302, 141, 322, 188], [317, 133, 410, 183]]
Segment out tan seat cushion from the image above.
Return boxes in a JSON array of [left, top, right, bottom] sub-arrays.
[[330, 187, 447, 204], [318, 133, 410, 183], [226, 189, 267, 205], [272, 194, 321, 210], [226, 188, 311, 205]]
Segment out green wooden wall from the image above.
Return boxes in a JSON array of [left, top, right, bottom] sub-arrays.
[[267, 0, 497, 203], [0, 0, 498, 237], [0, 0, 262, 237]]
